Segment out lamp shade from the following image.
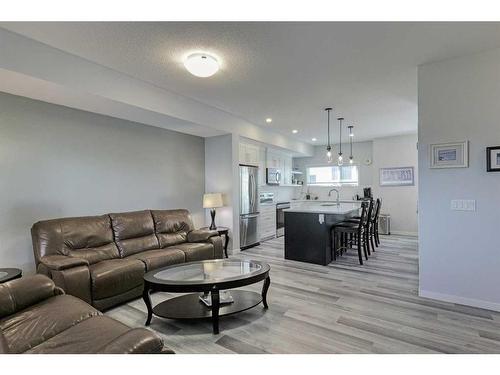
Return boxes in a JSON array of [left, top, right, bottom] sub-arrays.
[[203, 193, 223, 208]]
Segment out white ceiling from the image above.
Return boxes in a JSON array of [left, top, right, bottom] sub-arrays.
[[2, 22, 500, 144]]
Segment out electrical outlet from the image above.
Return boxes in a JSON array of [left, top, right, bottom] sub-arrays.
[[451, 199, 476, 211]]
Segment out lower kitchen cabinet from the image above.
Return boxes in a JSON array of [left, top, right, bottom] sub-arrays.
[[259, 205, 276, 240]]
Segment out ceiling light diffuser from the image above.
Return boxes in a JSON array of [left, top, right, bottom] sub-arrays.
[[292, 130, 298, 134], [312, 138, 317, 142], [266, 118, 273, 123], [184, 53, 219, 77]]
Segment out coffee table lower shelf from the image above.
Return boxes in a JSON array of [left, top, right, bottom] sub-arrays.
[[152, 290, 263, 326]]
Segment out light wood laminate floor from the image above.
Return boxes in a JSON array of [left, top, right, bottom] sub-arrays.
[[106, 235, 500, 353]]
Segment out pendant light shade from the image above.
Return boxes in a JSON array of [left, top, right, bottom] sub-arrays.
[[325, 108, 333, 163], [337, 117, 344, 166], [348, 125, 354, 164]]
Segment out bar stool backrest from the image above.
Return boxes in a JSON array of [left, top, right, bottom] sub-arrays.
[[370, 198, 379, 223], [364, 199, 374, 228], [374, 198, 382, 222], [358, 201, 368, 231]]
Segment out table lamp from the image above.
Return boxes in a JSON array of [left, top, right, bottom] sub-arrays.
[[203, 193, 223, 230]]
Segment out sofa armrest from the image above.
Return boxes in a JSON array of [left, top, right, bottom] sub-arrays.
[[187, 229, 218, 243], [40, 255, 89, 271], [0, 274, 60, 319], [208, 236, 224, 259], [99, 328, 169, 354], [50, 265, 92, 304], [0, 330, 10, 354]]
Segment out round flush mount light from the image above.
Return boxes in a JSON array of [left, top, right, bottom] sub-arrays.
[[292, 129, 298, 134], [311, 138, 317, 142], [184, 53, 219, 77], [265, 118, 273, 123]]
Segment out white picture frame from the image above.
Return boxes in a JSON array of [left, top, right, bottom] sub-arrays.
[[430, 141, 468, 169], [379, 167, 414, 187]]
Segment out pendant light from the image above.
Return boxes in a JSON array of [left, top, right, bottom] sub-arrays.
[[337, 117, 344, 166], [348, 125, 354, 164], [325, 108, 333, 163]]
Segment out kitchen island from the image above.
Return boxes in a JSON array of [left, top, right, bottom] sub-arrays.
[[284, 202, 361, 265]]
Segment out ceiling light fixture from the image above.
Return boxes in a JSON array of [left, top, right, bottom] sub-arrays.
[[184, 53, 219, 77], [266, 118, 273, 123], [325, 108, 333, 164], [337, 117, 344, 166], [312, 138, 317, 142], [292, 129, 298, 134]]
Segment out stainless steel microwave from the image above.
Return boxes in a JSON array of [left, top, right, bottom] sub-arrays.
[[266, 168, 281, 185]]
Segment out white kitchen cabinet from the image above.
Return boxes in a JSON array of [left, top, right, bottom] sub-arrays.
[[283, 156, 292, 185], [258, 204, 276, 240], [266, 149, 281, 169], [239, 142, 260, 166], [258, 146, 267, 186]]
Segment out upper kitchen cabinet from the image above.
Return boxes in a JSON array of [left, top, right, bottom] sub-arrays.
[[239, 142, 260, 166], [266, 148, 293, 185]]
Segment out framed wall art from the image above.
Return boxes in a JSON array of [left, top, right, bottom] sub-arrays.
[[486, 146, 500, 172], [379, 167, 414, 186], [430, 141, 468, 169]]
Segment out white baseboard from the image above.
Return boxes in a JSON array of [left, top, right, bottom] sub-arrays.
[[390, 230, 418, 237], [419, 289, 500, 312]]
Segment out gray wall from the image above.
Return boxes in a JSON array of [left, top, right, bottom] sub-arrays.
[[372, 134, 418, 235], [205, 134, 238, 250], [0, 92, 206, 272], [418, 48, 500, 311]]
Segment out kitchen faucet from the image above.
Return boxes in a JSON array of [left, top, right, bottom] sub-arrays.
[[328, 188, 340, 205]]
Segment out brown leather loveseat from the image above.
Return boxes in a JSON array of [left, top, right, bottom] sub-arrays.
[[31, 209, 223, 310], [0, 274, 170, 354]]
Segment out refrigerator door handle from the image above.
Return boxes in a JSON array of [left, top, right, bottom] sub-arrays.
[[249, 173, 253, 210], [241, 213, 260, 219]]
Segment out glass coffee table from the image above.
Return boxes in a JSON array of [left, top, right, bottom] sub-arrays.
[[142, 259, 270, 334], [0, 268, 22, 283]]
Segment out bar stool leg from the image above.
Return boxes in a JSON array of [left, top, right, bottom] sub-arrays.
[[357, 231, 363, 265], [332, 229, 337, 261], [363, 230, 369, 260], [370, 225, 376, 252]]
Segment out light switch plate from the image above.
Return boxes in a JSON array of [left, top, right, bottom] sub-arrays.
[[451, 199, 476, 211]]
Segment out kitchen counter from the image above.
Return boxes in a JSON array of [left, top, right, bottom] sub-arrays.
[[284, 202, 360, 215]]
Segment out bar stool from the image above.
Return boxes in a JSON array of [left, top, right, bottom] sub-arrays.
[[330, 201, 369, 265], [373, 198, 382, 247], [345, 198, 378, 254]]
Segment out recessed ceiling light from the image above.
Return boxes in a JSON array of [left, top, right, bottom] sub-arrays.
[[265, 118, 273, 123], [292, 130, 298, 134], [312, 138, 317, 142], [184, 53, 219, 77]]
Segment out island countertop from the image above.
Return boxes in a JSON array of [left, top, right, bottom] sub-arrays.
[[284, 202, 361, 215]]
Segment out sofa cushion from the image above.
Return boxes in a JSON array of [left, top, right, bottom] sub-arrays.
[[89, 259, 145, 300], [0, 294, 100, 354], [127, 248, 185, 271], [25, 316, 129, 354], [61, 215, 119, 264], [172, 242, 214, 262], [109, 210, 160, 257], [151, 209, 194, 248]]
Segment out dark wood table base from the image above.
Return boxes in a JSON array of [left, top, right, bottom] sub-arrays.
[[143, 276, 270, 334]]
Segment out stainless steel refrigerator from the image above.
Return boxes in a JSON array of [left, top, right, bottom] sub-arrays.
[[239, 165, 260, 249]]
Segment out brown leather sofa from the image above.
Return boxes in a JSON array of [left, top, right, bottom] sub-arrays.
[[0, 274, 171, 354], [31, 209, 223, 310]]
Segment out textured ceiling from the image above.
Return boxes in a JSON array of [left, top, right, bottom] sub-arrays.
[[2, 22, 500, 143]]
